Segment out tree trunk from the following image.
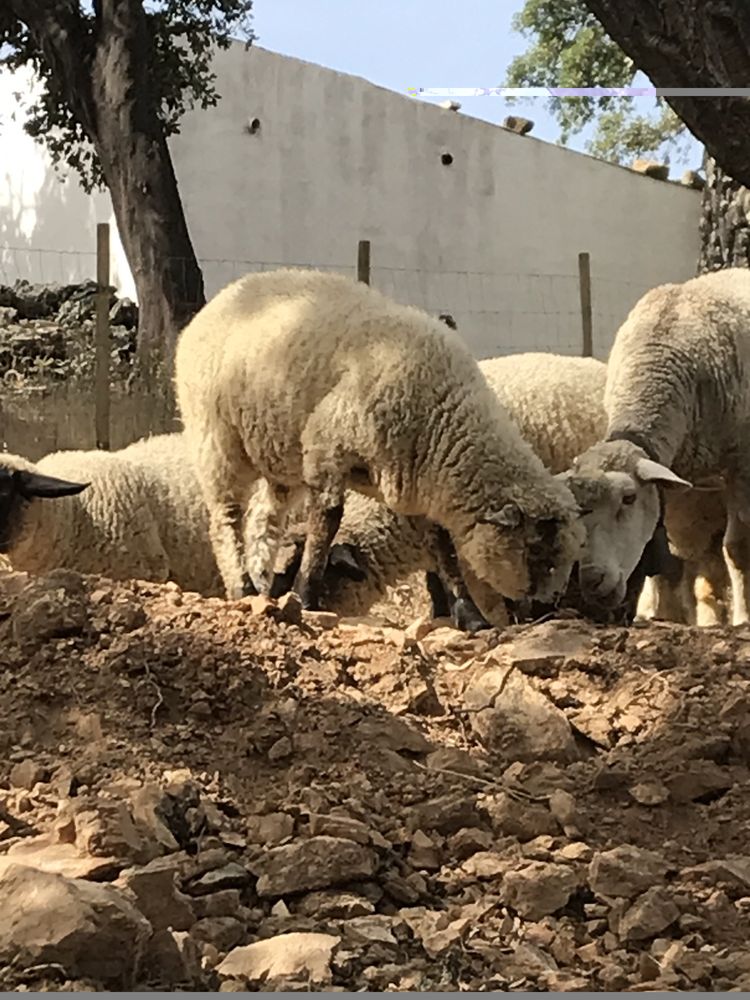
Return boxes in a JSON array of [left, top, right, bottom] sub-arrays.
[[580, 1, 750, 188], [698, 152, 750, 273], [93, 0, 205, 391]]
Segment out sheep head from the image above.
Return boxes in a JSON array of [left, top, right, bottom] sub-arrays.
[[0, 460, 89, 554]]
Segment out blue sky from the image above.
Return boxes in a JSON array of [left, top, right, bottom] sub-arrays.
[[251, 0, 703, 169]]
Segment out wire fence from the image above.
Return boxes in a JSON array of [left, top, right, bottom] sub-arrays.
[[0, 240, 655, 360]]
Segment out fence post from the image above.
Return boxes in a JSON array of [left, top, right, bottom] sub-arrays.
[[95, 223, 111, 450], [578, 251, 593, 357], [357, 239, 371, 285]]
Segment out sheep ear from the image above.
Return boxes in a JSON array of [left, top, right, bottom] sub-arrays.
[[634, 458, 692, 491], [480, 501, 523, 529], [15, 470, 89, 500]]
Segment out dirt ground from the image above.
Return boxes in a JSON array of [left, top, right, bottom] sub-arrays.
[[2, 567, 750, 991]]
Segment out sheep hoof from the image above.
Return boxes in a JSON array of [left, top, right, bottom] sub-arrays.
[[452, 597, 490, 633]]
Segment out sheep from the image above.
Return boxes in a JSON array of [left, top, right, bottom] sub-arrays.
[[559, 267, 750, 624], [173, 267, 586, 623], [276, 352, 685, 627]]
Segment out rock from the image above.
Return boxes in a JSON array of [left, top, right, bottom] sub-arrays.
[[401, 908, 471, 957], [277, 591, 302, 625], [341, 914, 399, 949], [246, 812, 295, 845], [466, 667, 577, 762], [588, 845, 669, 898], [217, 932, 340, 985], [193, 890, 241, 918], [632, 158, 669, 180], [302, 610, 339, 630], [308, 814, 373, 844], [681, 170, 705, 190], [190, 916, 245, 952], [0, 863, 151, 986], [460, 851, 510, 879], [666, 761, 733, 803], [501, 622, 593, 676], [620, 887, 680, 942], [408, 829, 441, 870], [548, 788, 581, 836], [128, 783, 181, 855], [118, 857, 195, 931], [409, 794, 482, 834], [188, 863, 251, 896], [448, 827, 494, 859], [144, 928, 202, 988], [11, 572, 89, 649], [424, 747, 487, 777], [253, 836, 377, 897], [502, 861, 580, 920], [9, 759, 45, 791], [683, 857, 750, 895], [629, 780, 670, 805], [0, 836, 122, 881], [356, 716, 432, 753], [268, 736, 293, 761], [502, 115, 534, 135], [482, 791, 558, 841], [297, 891, 375, 919]]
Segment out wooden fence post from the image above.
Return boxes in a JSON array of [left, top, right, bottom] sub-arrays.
[[357, 239, 371, 285], [578, 251, 593, 357], [95, 223, 111, 450]]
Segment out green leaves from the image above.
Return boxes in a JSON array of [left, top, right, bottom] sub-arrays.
[[4, 0, 255, 190], [505, 0, 690, 164]]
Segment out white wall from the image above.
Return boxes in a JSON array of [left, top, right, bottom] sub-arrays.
[[0, 44, 701, 359]]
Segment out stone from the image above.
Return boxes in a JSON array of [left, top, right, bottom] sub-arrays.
[[632, 158, 669, 180], [0, 863, 151, 986], [666, 761, 733, 804], [188, 863, 251, 896], [0, 836, 121, 881], [401, 908, 471, 958], [466, 667, 577, 762], [408, 830, 441, 870], [502, 115, 534, 135], [425, 747, 487, 777], [268, 737, 293, 761], [144, 928, 202, 988], [548, 788, 581, 836], [297, 890, 375, 919], [629, 780, 670, 806], [217, 931, 340, 984], [409, 794, 482, 835], [246, 812, 295, 845], [277, 591, 303, 625], [447, 827, 494, 859], [356, 716, 432, 753], [253, 836, 377, 897], [192, 890, 241, 918], [502, 861, 580, 920], [9, 759, 45, 791], [11, 572, 89, 649], [620, 887, 680, 942], [190, 916, 245, 952], [482, 791, 558, 841], [341, 915, 399, 948], [118, 856, 195, 931], [501, 622, 593, 676], [588, 845, 670, 898], [301, 610, 339, 630], [683, 857, 750, 894], [129, 783, 180, 855], [308, 814, 373, 844]]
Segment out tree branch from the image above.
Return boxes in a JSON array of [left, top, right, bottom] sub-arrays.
[[8, 0, 96, 137], [582, 0, 750, 187]]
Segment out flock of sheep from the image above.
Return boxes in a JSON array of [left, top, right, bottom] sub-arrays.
[[1, 264, 749, 634]]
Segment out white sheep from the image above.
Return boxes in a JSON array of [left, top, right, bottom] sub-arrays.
[[562, 267, 750, 623], [173, 268, 585, 623], [0, 434, 224, 595], [279, 352, 683, 626]]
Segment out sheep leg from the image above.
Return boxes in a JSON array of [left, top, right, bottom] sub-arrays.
[[723, 513, 750, 626], [693, 546, 728, 627], [243, 480, 294, 595], [430, 524, 490, 633], [293, 495, 344, 610]]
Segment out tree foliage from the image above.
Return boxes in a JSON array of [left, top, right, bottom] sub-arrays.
[[505, 0, 691, 166], [0, 1, 255, 192]]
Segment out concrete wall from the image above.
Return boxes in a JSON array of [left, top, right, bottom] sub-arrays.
[[1, 43, 701, 367]]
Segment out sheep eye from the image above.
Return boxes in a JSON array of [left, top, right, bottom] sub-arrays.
[[622, 492, 636, 506]]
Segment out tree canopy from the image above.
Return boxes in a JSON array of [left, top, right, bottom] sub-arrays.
[[1, 1, 255, 192], [505, 0, 691, 167]]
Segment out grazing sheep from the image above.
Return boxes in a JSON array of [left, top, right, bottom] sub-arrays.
[[174, 268, 585, 623], [562, 268, 750, 623], [278, 353, 681, 627]]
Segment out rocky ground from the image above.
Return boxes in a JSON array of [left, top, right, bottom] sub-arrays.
[[2, 569, 750, 990], [0, 279, 137, 392]]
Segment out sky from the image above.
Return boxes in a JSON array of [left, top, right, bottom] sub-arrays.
[[250, 0, 703, 169]]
